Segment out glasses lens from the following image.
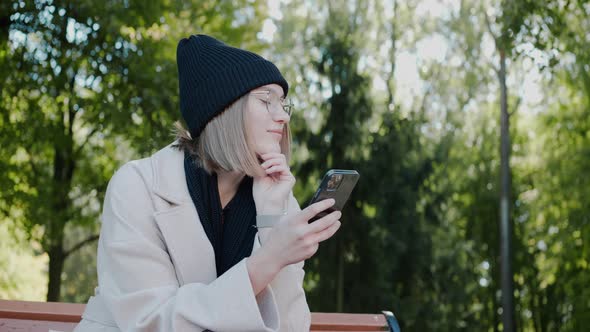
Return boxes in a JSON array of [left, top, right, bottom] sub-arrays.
[[282, 98, 293, 115], [252, 91, 293, 116]]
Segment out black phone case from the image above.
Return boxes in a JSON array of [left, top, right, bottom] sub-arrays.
[[307, 169, 360, 222]]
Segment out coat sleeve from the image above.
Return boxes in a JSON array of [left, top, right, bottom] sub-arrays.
[[96, 163, 279, 332], [256, 193, 312, 331]]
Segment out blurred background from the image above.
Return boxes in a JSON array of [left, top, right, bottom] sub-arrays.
[[1, 0, 589, 330]]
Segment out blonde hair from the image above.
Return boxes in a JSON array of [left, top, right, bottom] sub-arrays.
[[173, 94, 292, 177]]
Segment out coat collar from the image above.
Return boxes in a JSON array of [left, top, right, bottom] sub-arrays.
[[150, 142, 191, 205], [147, 142, 262, 285], [148, 142, 218, 283]]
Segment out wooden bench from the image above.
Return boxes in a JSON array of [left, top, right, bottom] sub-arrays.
[[0, 299, 400, 331]]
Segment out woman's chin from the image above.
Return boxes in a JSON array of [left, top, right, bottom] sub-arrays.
[[257, 144, 281, 155]]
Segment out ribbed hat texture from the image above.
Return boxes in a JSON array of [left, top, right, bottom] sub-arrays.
[[176, 34, 289, 138]]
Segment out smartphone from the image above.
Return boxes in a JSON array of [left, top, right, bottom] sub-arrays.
[[307, 169, 360, 222]]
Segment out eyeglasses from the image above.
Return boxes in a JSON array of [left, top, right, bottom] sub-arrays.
[[250, 90, 294, 117]]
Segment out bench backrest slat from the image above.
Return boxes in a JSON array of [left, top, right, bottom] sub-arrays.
[[0, 300, 85, 323], [311, 313, 388, 330], [0, 300, 390, 331]]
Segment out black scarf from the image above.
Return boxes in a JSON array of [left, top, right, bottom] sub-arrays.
[[184, 151, 258, 276]]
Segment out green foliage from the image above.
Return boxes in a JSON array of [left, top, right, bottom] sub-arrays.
[[0, 0, 268, 301], [292, 1, 376, 313], [519, 76, 590, 330], [276, 0, 590, 330]]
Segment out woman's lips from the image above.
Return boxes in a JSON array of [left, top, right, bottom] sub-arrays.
[[268, 130, 283, 137]]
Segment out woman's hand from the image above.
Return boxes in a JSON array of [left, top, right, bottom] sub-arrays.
[[264, 198, 341, 266], [252, 152, 295, 214], [246, 199, 342, 294]]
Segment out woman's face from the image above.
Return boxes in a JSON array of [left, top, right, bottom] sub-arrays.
[[245, 83, 290, 156]]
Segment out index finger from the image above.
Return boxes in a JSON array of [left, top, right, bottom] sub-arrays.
[[301, 198, 335, 221], [259, 152, 286, 161]]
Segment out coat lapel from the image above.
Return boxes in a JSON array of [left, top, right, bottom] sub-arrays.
[[150, 144, 217, 284]]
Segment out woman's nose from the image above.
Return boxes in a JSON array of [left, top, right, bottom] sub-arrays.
[[272, 107, 290, 123]]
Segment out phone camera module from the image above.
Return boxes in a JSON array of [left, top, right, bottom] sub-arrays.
[[327, 174, 343, 191]]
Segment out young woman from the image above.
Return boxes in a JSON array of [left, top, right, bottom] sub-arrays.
[[74, 34, 341, 331]]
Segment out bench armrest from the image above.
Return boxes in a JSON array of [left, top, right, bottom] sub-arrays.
[[382, 310, 401, 332]]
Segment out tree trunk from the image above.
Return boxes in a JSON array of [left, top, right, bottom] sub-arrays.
[[489, 254, 500, 332], [386, 0, 397, 109], [46, 140, 75, 301], [493, 291, 500, 332], [336, 238, 344, 312], [47, 244, 65, 301], [498, 50, 516, 332], [0, 3, 14, 43]]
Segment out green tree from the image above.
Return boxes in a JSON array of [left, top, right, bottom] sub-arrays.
[[275, 3, 442, 328], [295, 1, 375, 313], [484, 1, 588, 330], [0, 0, 268, 301], [520, 12, 590, 325]]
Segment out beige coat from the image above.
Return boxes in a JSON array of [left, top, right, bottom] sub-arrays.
[[74, 143, 311, 332]]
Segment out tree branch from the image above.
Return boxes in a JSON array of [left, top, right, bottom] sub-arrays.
[[483, 10, 498, 46], [68, 71, 77, 137], [64, 233, 99, 258], [386, 0, 397, 108], [484, 10, 501, 77], [74, 125, 101, 157], [509, 95, 522, 117]]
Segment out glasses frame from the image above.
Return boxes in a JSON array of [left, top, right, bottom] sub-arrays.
[[250, 90, 293, 117]]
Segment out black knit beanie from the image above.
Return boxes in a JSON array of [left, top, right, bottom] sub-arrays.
[[176, 34, 289, 138]]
